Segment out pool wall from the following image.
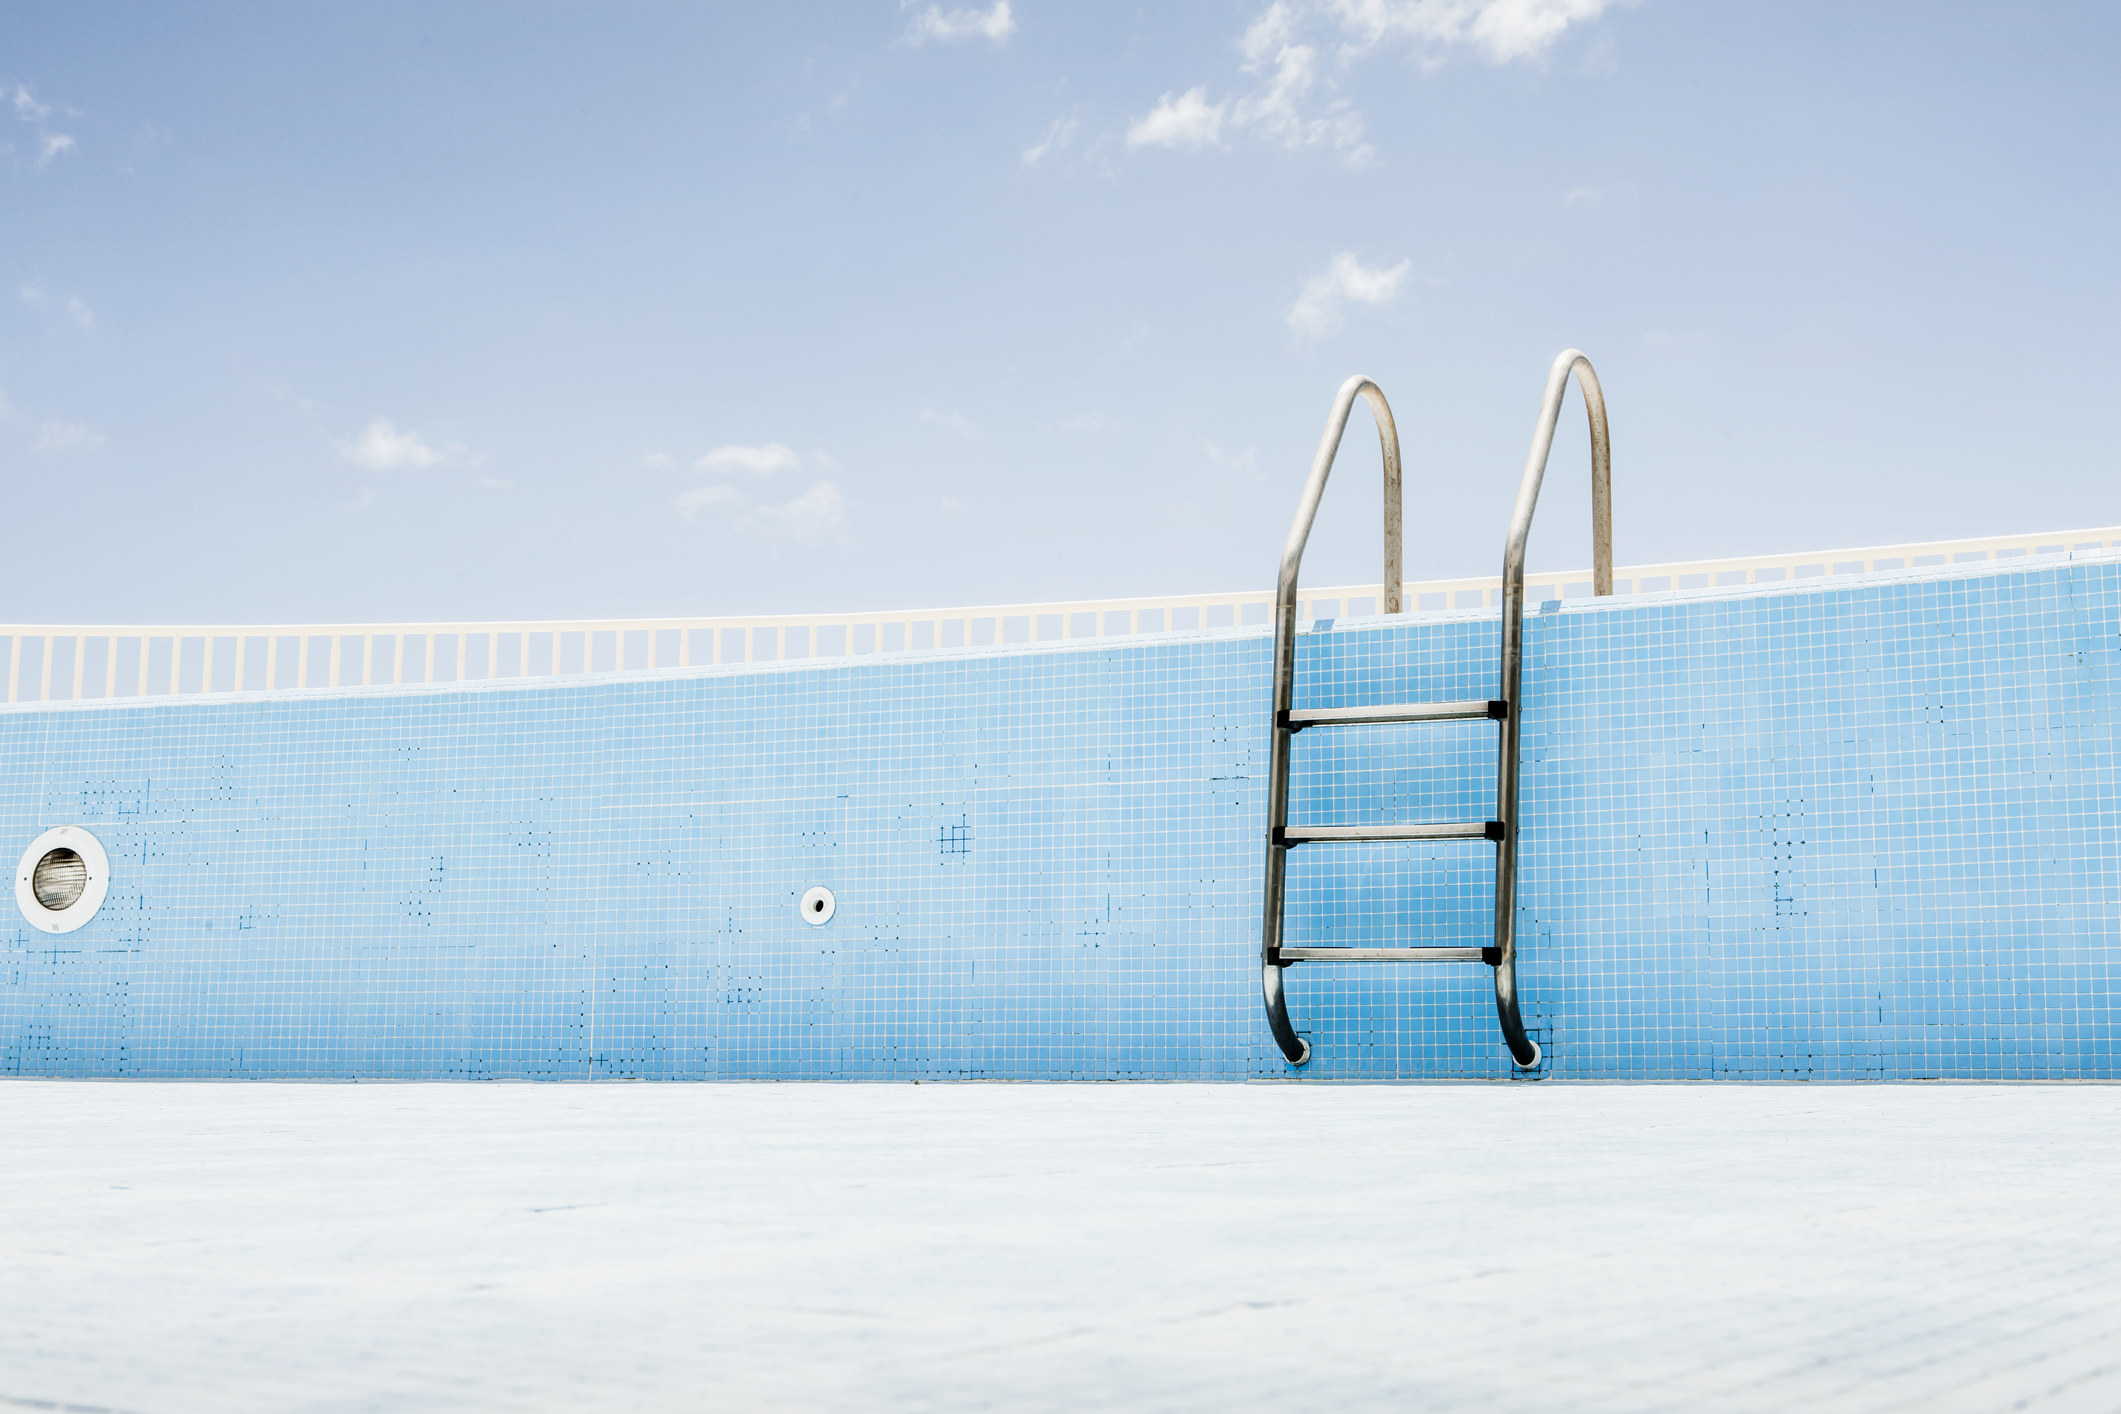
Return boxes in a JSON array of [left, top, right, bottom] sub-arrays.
[[4, 553, 2118, 1081]]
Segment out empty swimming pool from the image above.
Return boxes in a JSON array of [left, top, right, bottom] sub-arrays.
[[2, 524, 2116, 1081]]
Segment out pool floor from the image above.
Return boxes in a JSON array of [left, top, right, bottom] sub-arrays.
[[2, 1082, 2117, 1412]]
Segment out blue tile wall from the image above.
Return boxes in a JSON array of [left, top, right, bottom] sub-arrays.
[[2, 554, 2117, 1080]]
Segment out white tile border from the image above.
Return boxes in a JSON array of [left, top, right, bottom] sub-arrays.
[[4, 530, 2117, 711]]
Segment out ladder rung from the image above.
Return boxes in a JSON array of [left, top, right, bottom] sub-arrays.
[[1282, 700, 1505, 730], [1278, 946, 1498, 964], [1278, 822, 1504, 845]]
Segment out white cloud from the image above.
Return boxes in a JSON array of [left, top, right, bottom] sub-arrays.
[[34, 420, 105, 452], [1057, 413, 1106, 433], [1125, 41, 1365, 162], [754, 480, 847, 544], [1287, 252, 1410, 339], [478, 476, 516, 492], [12, 85, 76, 168], [903, 0, 1015, 45], [920, 409, 977, 440], [1126, 87, 1226, 150], [696, 442, 800, 476], [676, 484, 746, 519], [340, 417, 441, 471], [1230, 3, 1370, 159], [269, 384, 318, 416], [1329, 0, 1620, 64], [643, 451, 675, 471], [1021, 115, 1078, 167], [676, 479, 846, 543], [21, 283, 99, 331], [1130, 0, 1617, 164]]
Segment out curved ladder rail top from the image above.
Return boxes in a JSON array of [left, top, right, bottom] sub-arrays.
[[1261, 375, 1404, 1069], [1490, 348, 1614, 1069]]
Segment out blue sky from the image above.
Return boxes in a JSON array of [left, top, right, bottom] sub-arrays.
[[6, 1, 2118, 623]]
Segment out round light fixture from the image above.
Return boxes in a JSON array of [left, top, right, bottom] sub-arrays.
[[800, 886, 836, 926], [16, 825, 111, 934]]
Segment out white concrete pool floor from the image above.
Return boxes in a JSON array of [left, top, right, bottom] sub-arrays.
[[2, 1082, 2117, 1414]]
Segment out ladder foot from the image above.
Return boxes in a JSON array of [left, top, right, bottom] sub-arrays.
[[1262, 964, 1311, 1066], [1511, 1039, 1542, 1070]]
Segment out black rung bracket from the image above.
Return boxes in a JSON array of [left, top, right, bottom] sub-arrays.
[[1272, 820, 1505, 847], [1274, 945, 1507, 964], [1264, 945, 1501, 966], [1279, 699, 1507, 732]]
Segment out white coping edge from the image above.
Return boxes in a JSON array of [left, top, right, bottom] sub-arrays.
[[5, 545, 2117, 717]]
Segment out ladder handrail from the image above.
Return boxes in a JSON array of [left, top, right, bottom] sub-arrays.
[[1258, 355, 1606, 1073], [1491, 349, 1613, 1068], [1261, 375, 1404, 1068]]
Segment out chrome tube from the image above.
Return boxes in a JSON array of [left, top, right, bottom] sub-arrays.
[[1493, 349, 1612, 1069], [1262, 375, 1403, 1067]]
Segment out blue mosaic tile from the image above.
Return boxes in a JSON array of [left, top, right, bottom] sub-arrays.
[[1, 554, 2116, 1080]]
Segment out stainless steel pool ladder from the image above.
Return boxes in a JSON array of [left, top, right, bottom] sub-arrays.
[[1261, 351, 1612, 1069]]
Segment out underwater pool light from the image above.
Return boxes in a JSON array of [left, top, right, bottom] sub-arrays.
[[16, 825, 110, 935]]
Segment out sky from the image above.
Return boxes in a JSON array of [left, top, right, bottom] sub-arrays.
[[5, 1, 2119, 624]]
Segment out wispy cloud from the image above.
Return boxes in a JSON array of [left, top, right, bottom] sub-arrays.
[[678, 436, 845, 543], [12, 84, 77, 168], [21, 282, 97, 331], [754, 480, 847, 544], [920, 409, 978, 440], [1230, 4, 1368, 159], [676, 484, 746, 519], [1021, 114, 1078, 167], [903, 0, 1015, 45], [643, 451, 675, 471], [1288, 252, 1410, 339], [1126, 14, 1366, 162], [696, 442, 801, 476], [677, 478, 848, 544], [34, 420, 105, 452], [0, 387, 16, 421], [1331, 0, 1622, 65], [269, 384, 318, 417], [1128, 0, 1619, 164], [340, 417, 441, 471], [1126, 88, 1226, 150]]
